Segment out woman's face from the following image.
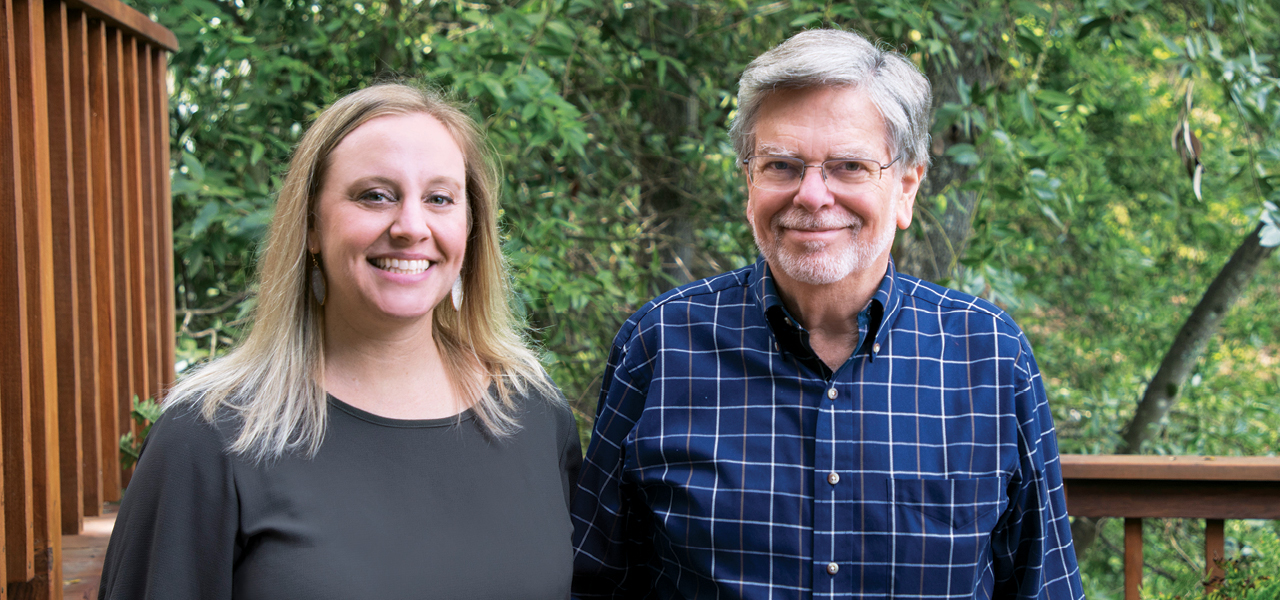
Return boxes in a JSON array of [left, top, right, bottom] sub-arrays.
[[308, 112, 469, 330]]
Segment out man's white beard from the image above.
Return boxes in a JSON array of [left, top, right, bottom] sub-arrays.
[[753, 208, 896, 285]]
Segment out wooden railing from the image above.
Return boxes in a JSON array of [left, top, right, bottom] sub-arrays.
[[1062, 455, 1280, 600], [0, 0, 175, 597]]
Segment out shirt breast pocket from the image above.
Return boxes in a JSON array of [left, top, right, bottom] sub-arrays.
[[887, 476, 1005, 598]]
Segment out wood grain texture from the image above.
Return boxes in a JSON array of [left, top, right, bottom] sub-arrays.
[[62, 0, 173, 52], [65, 8, 101, 520], [10, 0, 64, 595], [0, 0, 35, 584], [44, 0, 85, 538], [85, 19, 117, 505], [104, 28, 132, 491], [0, 0, 175, 590], [1061, 454, 1280, 481], [122, 35, 147, 435], [152, 46, 172, 389], [1124, 518, 1143, 600], [1064, 479, 1280, 519], [136, 45, 158, 405], [1204, 519, 1225, 589]]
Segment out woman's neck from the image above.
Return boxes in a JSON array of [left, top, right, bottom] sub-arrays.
[[321, 313, 468, 420]]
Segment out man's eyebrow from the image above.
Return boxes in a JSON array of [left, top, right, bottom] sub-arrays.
[[826, 144, 885, 159], [754, 142, 796, 156]]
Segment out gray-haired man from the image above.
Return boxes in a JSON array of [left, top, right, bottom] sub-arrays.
[[571, 29, 1083, 599]]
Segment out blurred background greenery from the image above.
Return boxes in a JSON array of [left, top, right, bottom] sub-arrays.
[[125, 0, 1279, 596]]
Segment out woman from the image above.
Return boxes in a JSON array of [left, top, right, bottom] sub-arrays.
[[99, 83, 580, 599]]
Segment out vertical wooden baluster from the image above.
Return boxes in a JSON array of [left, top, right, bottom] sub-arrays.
[[10, 0, 63, 595], [104, 27, 132, 491], [151, 46, 172, 389], [86, 19, 118, 505], [45, 0, 84, 538], [121, 36, 147, 475], [1125, 518, 1143, 600], [1204, 519, 1225, 591], [66, 7, 101, 519], [136, 43, 158, 405], [0, 0, 33, 587]]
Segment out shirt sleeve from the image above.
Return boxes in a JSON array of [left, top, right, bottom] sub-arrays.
[[570, 321, 657, 598], [990, 337, 1085, 600], [98, 407, 240, 600], [557, 394, 584, 510]]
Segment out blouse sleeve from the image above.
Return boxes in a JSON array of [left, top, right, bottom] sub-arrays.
[[98, 406, 241, 600]]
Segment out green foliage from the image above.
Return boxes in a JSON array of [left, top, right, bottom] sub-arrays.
[[119, 395, 162, 470], [1146, 525, 1280, 600], [127, 0, 1279, 592]]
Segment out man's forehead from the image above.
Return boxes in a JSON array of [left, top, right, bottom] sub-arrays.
[[754, 139, 884, 158]]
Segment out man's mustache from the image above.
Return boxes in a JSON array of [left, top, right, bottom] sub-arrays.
[[772, 209, 862, 231]]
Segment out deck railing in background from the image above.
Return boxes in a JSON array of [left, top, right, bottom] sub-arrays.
[[0, 0, 175, 597], [1062, 455, 1280, 600]]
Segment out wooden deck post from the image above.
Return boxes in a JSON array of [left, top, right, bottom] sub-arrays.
[[1204, 519, 1225, 589], [1124, 518, 1143, 600]]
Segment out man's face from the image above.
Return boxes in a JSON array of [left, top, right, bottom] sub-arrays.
[[746, 86, 923, 287]]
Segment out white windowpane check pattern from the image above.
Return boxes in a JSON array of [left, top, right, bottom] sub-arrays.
[[571, 258, 1084, 599]]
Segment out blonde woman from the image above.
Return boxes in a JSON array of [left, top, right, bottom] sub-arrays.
[[99, 83, 580, 599]]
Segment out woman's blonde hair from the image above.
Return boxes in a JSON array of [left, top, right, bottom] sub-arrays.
[[167, 82, 556, 461]]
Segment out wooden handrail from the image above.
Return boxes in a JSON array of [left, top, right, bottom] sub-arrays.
[[1062, 455, 1280, 599], [65, 0, 177, 52]]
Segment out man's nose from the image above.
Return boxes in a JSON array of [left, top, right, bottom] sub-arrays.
[[793, 165, 834, 211]]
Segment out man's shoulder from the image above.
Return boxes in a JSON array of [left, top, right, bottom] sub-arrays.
[[612, 265, 756, 345], [892, 270, 1025, 337]]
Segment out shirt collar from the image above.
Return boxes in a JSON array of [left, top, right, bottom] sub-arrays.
[[749, 255, 902, 364]]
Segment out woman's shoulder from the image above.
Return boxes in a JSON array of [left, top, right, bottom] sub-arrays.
[[141, 399, 238, 463], [510, 376, 573, 425]]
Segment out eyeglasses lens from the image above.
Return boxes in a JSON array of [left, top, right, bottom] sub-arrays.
[[748, 157, 880, 193]]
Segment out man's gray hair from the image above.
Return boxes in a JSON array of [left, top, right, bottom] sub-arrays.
[[730, 29, 932, 171]]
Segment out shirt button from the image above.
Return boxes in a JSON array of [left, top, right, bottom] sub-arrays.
[[827, 562, 839, 575], [872, 343, 881, 353], [827, 472, 840, 485], [827, 387, 837, 400]]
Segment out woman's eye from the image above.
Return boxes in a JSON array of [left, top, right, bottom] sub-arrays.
[[359, 190, 395, 203], [426, 193, 457, 206]]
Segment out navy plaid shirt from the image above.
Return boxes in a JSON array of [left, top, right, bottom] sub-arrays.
[[571, 257, 1083, 599]]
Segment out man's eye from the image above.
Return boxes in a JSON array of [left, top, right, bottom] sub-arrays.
[[832, 160, 870, 173], [764, 160, 799, 174]]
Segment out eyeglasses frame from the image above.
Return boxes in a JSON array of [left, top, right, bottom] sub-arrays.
[[741, 154, 904, 192]]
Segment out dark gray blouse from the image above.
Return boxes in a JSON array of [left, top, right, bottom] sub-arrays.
[[99, 388, 581, 599]]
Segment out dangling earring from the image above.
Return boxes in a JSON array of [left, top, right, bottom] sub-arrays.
[[310, 253, 326, 306], [451, 276, 463, 311]]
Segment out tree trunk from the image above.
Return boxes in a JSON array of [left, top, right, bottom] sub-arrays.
[[895, 44, 993, 284], [1117, 222, 1274, 454], [635, 8, 699, 292], [1072, 222, 1275, 556], [375, 0, 402, 78]]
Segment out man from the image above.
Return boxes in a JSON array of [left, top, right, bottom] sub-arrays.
[[576, 29, 1085, 598], [571, 29, 1084, 600]]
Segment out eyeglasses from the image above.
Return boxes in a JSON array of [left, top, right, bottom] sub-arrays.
[[743, 155, 902, 194]]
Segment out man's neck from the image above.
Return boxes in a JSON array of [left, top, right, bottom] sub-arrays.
[[771, 258, 886, 371]]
